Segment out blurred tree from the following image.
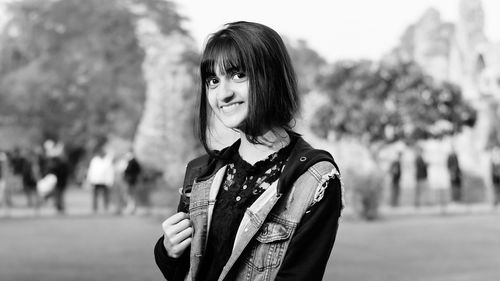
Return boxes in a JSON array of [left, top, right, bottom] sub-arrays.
[[0, 0, 187, 151], [285, 38, 327, 94], [312, 59, 476, 154], [0, 0, 144, 147], [311, 59, 476, 219]]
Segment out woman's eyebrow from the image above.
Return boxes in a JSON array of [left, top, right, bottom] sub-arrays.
[[223, 66, 241, 74]]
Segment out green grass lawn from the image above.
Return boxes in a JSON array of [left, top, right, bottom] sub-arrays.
[[1, 211, 499, 281]]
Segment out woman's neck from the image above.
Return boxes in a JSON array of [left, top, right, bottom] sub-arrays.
[[238, 128, 291, 165]]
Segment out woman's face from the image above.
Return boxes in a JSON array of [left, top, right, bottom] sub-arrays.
[[206, 65, 249, 130]]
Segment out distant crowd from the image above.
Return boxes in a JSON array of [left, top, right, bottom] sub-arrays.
[[388, 145, 500, 208], [0, 139, 143, 216], [3, 139, 500, 217]]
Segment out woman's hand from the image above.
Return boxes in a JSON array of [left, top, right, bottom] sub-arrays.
[[161, 212, 193, 258]]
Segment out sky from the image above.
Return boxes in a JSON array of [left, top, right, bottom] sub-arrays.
[[174, 0, 500, 63]]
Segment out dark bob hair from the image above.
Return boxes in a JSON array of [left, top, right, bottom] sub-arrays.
[[198, 21, 299, 153]]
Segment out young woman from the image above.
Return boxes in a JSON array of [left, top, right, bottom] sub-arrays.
[[154, 21, 343, 281]]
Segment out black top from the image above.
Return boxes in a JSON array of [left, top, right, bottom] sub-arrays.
[[197, 139, 295, 281], [447, 152, 461, 183], [21, 158, 37, 188], [390, 160, 401, 183], [415, 155, 427, 180], [124, 157, 141, 184], [48, 157, 69, 189]]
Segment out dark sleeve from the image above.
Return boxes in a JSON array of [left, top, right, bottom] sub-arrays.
[[154, 236, 190, 281], [154, 161, 197, 280], [154, 192, 191, 280], [275, 176, 343, 281]]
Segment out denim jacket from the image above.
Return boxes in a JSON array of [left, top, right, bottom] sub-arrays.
[[155, 135, 343, 281]]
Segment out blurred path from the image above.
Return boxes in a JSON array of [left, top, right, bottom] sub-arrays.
[[2, 185, 498, 219], [0, 186, 173, 218]]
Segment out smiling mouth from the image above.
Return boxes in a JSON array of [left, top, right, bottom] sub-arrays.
[[220, 102, 243, 113]]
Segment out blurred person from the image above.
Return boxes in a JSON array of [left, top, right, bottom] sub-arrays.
[[20, 149, 40, 209], [414, 146, 428, 207], [43, 139, 64, 159], [446, 146, 462, 203], [36, 144, 49, 177], [7, 147, 24, 200], [491, 146, 500, 207], [34, 144, 52, 201], [154, 21, 343, 281], [9, 147, 24, 176], [86, 148, 115, 213], [47, 155, 70, 214], [123, 152, 142, 214], [389, 151, 403, 207], [0, 151, 12, 211], [112, 153, 129, 215]]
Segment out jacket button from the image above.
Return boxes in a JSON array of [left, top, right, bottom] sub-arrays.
[[261, 227, 268, 235]]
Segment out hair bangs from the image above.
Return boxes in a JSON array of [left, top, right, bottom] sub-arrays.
[[201, 36, 246, 82]]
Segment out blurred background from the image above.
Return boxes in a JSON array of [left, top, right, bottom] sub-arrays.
[[0, 0, 499, 280]]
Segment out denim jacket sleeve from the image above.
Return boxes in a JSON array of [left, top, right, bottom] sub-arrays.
[[275, 175, 343, 281]]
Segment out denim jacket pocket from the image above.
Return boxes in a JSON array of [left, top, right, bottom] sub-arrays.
[[245, 218, 294, 271]]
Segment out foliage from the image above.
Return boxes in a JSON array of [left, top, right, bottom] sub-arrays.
[[129, 0, 187, 36], [311, 59, 477, 220], [344, 167, 384, 220], [311, 60, 477, 148], [285, 38, 328, 94], [0, 0, 185, 149]]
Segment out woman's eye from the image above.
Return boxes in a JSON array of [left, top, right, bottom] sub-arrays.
[[232, 72, 246, 81], [206, 77, 219, 88]]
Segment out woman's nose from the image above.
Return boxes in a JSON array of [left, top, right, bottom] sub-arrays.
[[217, 79, 235, 102]]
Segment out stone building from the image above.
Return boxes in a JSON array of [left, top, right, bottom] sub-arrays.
[[391, 0, 500, 202]]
